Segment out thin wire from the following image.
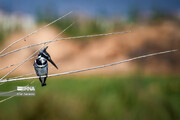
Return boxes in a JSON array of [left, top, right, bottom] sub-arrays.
[[0, 56, 36, 71], [6, 73, 35, 80], [0, 49, 177, 83], [0, 11, 72, 55], [0, 89, 17, 96], [0, 96, 14, 103], [0, 31, 131, 58]]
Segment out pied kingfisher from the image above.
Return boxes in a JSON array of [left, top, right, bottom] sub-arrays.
[[34, 46, 58, 87]]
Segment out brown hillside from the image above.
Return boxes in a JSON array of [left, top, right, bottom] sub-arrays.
[[0, 21, 179, 77]]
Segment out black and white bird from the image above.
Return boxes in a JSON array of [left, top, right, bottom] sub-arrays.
[[34, 46, 58, 87]]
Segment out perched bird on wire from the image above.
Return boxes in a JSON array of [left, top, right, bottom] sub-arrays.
[[34, 46, 58, 87]]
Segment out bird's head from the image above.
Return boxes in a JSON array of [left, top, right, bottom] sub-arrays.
[[38, 46, 58, 69]]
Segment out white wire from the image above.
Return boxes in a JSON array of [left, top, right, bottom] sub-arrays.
[[0, 11, 72, 55], [0, 31, 131, 58], [0, 56, 36, 71], [0, 49, 177, 83]]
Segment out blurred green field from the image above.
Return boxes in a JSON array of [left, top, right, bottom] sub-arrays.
[[0, 75, 180, 120]]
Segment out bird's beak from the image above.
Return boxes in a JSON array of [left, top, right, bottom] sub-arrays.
[[48, 59, 58, 69], [44, 46, 48, 50]]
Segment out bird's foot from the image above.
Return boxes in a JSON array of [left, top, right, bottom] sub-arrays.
[[41, 83, 47, 87]]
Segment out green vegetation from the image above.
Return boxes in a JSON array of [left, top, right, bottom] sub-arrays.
[[0, 75, 180, 120], [37, 16, 114, 38], [0, 27, 10, 45], [36, 12, 128, 39]]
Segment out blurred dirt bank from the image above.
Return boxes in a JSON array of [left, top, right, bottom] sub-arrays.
[[0, 21, 179, 76]]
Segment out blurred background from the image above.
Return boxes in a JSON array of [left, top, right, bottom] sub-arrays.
[[0, 0, 180, 120]]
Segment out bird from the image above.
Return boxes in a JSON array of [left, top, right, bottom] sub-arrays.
[[33, 46, 58, 87]]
